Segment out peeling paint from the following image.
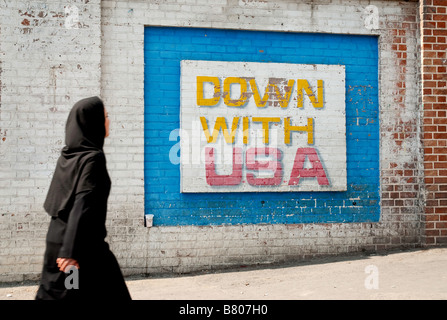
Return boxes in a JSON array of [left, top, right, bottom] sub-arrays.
[[0, 129, 7, 142], [49, 64, 64, 113]]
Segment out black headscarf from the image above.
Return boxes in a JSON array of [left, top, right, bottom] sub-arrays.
[[44, 97, 106, 217]]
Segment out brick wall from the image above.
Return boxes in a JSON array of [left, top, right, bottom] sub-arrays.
[[420, 0, 447, 245], [0, 0, 103, 281], [145, 27, 379, 226], [98, 0, 425, 276], [0, 0, 435, 282], [379, 2, 423, 248]]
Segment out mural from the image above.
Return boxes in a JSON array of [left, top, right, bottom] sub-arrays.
[[144, 27, 380, 225], [180, 61, 346, 192]]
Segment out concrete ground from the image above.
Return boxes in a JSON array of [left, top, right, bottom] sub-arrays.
[[1, 247, 446, 300]]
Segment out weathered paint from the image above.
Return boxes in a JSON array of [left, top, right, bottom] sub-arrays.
[[144, 27, 379, 225]]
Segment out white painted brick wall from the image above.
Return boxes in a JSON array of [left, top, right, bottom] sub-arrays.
[[0, 0, 103, 281], [0, 0, 422, 281]]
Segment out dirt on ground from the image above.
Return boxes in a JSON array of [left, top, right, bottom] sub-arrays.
[[1, 247, 446, 300]]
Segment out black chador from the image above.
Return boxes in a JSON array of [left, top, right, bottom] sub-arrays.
[[36, 97, 131, 300]]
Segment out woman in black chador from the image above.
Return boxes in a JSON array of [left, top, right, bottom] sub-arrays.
[[36, 97, 131, 300]]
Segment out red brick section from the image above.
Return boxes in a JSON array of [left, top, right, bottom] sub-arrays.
[[420, 0, 447, 245]]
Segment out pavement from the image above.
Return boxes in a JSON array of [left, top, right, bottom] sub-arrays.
[[1, 247, 446, 300]]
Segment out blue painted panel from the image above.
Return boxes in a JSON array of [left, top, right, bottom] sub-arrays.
[[144, 27, 380, 226]]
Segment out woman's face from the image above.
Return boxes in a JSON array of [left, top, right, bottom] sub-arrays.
[[104, 108, 110, 138]]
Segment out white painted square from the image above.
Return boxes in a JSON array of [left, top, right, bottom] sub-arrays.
[[180, 60, 346, 192]]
